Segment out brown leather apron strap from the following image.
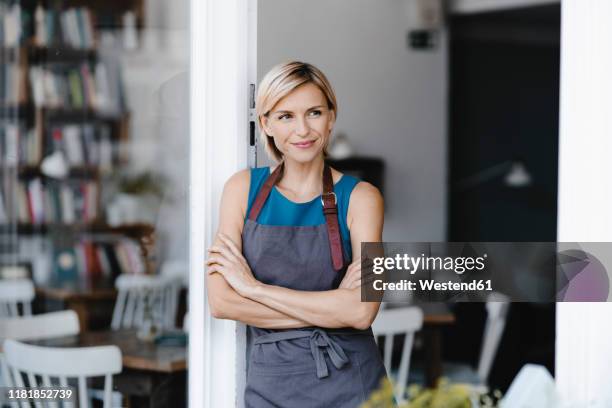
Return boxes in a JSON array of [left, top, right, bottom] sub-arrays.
[[248, 163, 284, 221], [322, 164, 345, 271], [248, 161, 345, 271]]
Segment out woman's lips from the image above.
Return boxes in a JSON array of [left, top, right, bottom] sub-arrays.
[[292, 140, 315, 149]]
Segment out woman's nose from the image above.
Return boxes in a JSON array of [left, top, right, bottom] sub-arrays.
[[295, 116, 310, 137]]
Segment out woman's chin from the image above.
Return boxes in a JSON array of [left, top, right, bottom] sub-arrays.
[[286, 152, 323, 164]]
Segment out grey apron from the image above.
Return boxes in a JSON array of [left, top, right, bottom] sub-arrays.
[[242, 164, 389, 408]]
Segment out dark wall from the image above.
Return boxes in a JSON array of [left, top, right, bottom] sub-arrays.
[[448, 5, 560, 242], [445, 4, 560, 392]]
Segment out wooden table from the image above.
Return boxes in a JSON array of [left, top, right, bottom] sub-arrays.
[[25, 329, 187, 407], [35, 284, 117, 331]]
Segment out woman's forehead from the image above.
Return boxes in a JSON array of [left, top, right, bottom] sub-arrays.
[[271, 83, 326, 112]]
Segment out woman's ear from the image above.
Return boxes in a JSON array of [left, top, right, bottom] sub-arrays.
[[327, 110, 336, 132], [260, 115, 273, 136]]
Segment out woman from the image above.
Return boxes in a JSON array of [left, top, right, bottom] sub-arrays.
[[206, 61, 389, 407]]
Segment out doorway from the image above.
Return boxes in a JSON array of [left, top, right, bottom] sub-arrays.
[[446, 4, 560, 390]]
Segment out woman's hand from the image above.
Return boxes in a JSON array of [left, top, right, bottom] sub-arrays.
[[206, 233, 261, 298], [338, 257, 374, 290]]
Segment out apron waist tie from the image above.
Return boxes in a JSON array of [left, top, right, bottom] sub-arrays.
[[253, 328, 370, 379]]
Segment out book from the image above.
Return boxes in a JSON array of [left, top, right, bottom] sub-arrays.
[[62, 124, 83, 165], [0, 189, 7, 223], [53, 247, 79, 284]]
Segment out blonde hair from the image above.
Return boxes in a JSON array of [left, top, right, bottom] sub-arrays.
[[256, 61, 338, 162]]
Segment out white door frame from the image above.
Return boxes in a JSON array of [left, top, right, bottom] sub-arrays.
[[556, 0, 612, 406], [190, 0, 255, 407]]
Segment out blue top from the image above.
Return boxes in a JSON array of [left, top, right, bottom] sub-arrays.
[[246, 167, 360, 259]]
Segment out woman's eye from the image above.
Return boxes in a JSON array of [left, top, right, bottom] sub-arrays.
[[309, 110, 322, 117], [278, 114, 292, 120]]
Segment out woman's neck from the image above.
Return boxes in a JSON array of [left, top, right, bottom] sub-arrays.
[[276, 156, 325, 198]]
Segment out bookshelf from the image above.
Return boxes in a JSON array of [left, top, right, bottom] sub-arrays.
[[0, 0, 152, 288]]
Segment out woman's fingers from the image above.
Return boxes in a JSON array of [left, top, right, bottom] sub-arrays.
[[218, 234, 242, 257], [216, 234, 249, 267], [342, 257, 378, 289], [206, 255, 228, 267], [206, 263, 223, 276], [209, 244, 239, 265]]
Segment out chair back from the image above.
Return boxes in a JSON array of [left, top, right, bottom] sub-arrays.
[[476, 298, 510, 383], [111, 274, 181, 330], [3, 339, 121, 408], [0, 279, 35, 317], [182, 312, 189, 333], [371, 306, 424, 403], [0, 310, 80, 341], [0, 310, 81, 395]]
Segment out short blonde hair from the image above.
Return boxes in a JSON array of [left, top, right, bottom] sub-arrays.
[[256, 61, 338, 162]]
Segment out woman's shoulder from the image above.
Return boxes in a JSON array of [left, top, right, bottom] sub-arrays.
[[224, 167, 271, 190], [347, 181, 383, 216], [224, 168, 250, 192]]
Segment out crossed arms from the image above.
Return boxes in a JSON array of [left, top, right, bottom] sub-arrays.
[[206, 169, 384, 330]]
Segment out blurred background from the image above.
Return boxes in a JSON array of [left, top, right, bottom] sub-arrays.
[[0, 0, 189, 406]]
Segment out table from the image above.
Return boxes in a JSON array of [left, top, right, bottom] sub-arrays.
[[35, 284, 117, 331], [25, 329, 187, 407]]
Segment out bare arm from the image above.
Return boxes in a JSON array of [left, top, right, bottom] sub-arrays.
[[206, 170, 310, 329], [209, 182, 384, 330]]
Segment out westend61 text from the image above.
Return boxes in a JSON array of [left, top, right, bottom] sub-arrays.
[[372, 279, 493, 291]]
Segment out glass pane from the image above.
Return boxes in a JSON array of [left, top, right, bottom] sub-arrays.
[[1, 1, 189, 406]]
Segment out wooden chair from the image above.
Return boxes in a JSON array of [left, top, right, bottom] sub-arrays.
[[3, 339, 121, 408], [0, 279, 35, 317], [111, 274, 181, 330], [371, 306, 424, 403]]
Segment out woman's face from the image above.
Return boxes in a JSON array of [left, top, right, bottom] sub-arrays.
[[262, 82, 335, 164]]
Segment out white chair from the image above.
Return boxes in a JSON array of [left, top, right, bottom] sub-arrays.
[[0, 279, 35, 317], [372, 306, 424, 403], [476, 299, 511, 383], [111, 274, 181, 330], [182, 312, 189, 333], [440, 295, 511, 387], [0, 310, 79, 341], [3, 339, 121, 408], [0, 310, 81, 397]]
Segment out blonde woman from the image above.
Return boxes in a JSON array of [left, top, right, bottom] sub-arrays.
[[206, 61, 389, 407]]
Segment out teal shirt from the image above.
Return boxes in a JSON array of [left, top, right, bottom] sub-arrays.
[[246, 167, 360, 260]]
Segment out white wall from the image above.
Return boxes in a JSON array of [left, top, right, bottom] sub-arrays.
[[258, 0, 448, 241], [556, 0, 612, 406]]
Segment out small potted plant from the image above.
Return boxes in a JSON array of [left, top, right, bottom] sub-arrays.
[[105, 170, 166, 226], [361, 378, 503, 408]]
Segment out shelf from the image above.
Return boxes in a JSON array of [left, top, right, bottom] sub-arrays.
[[9, 165, 101, 179], [0, 104, 127, 122], [0, 104, 34, 118], [26, 46, 97, 63], [43, 107, 126, 122], [0, 222, 154, 236], [0, 45, 96, 63]]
